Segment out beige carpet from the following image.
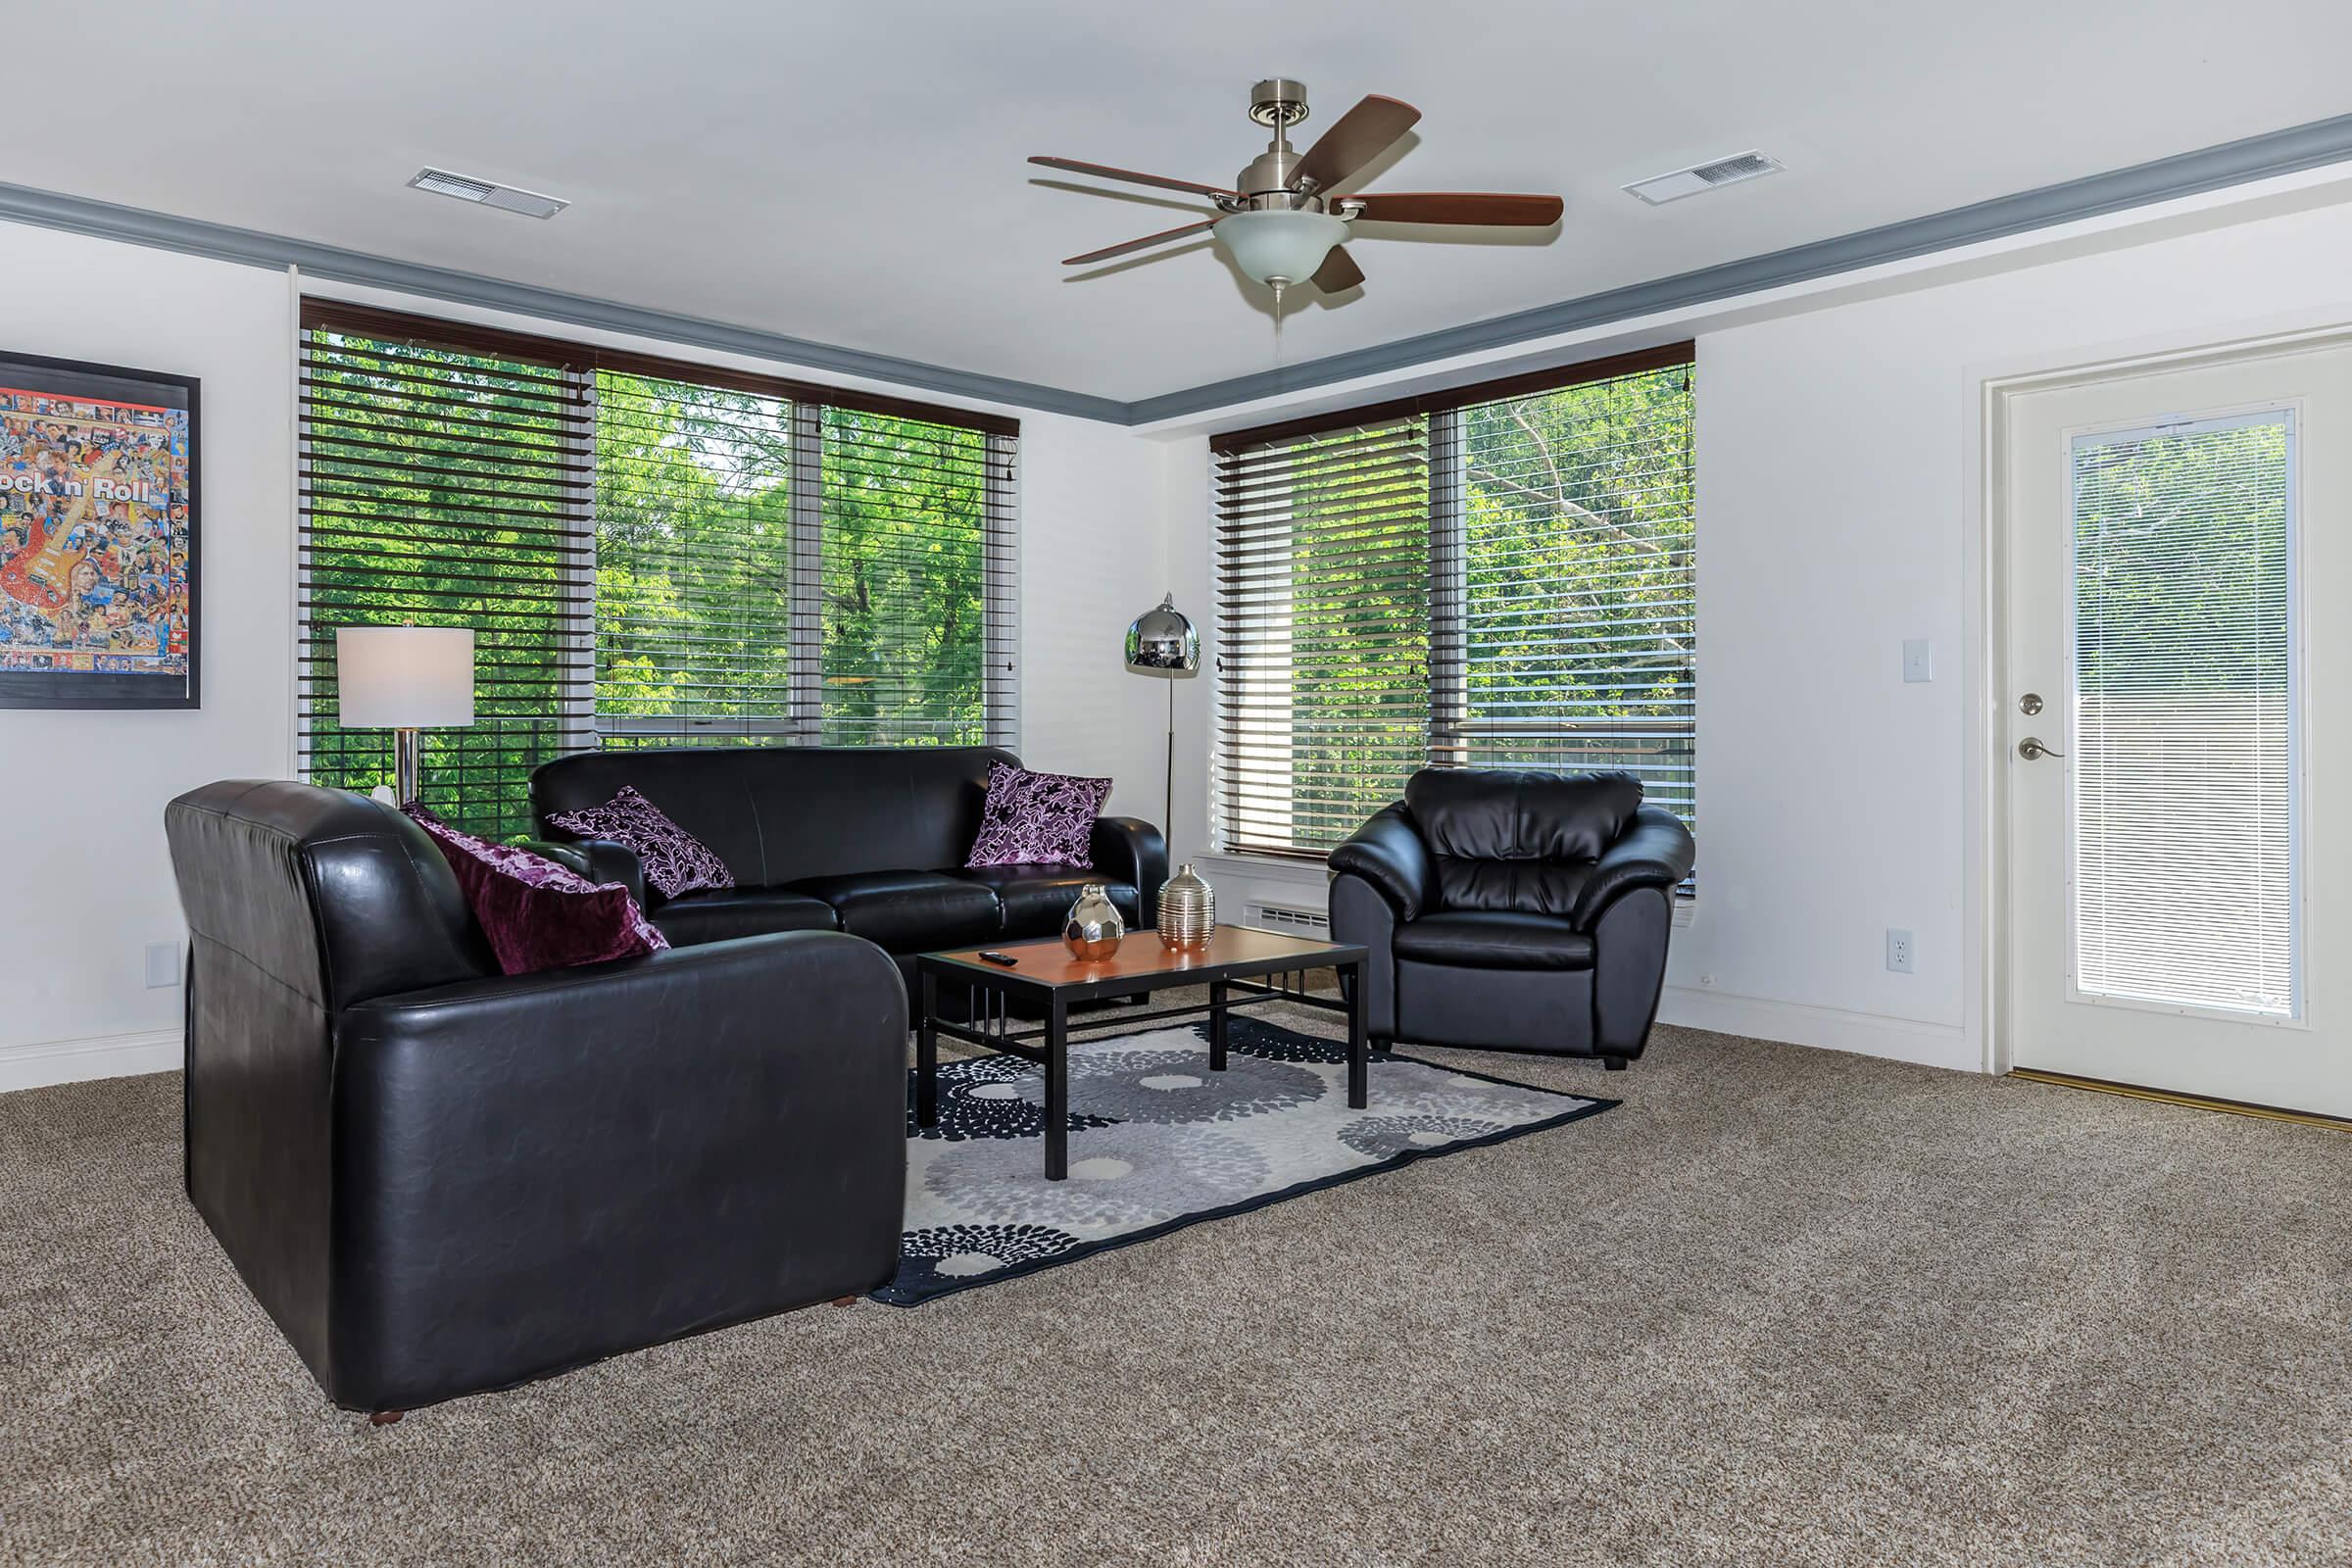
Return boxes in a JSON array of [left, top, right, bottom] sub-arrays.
[[5, 1005, 2351, 1567]]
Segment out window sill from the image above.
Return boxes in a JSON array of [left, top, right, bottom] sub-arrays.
[[1196, 850, 1330, 885]]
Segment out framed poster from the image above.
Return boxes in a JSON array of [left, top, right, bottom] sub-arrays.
[[0, 352, 199, 710]]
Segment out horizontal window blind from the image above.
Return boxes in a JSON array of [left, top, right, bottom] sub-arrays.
[[1213, 346, 1696, 860], [816, 406, 1018, 745], [1216, 416, 1431, 853], [299, 324, 593, 839], [592, 370, 800, 747], [298, 302, 1016, 839], [2070, 411, 2296, 1016], [1450, 363, 1695, 824]]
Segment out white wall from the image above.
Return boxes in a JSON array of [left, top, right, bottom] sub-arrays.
[[0, 226, 294, 1088], [1162, 184, 2352, 1072], [1013, 419, 1175, 821], [15, 175, 2352, 1090], [0, 224, 1171, 1091]]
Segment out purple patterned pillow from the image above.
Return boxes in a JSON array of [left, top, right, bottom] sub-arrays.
[[965, 760, 1111, 868], [545, 785, 733, 899], [403, 804, 668, 975]]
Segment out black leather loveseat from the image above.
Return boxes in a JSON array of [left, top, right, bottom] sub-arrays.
[[525, 746, 1166, 988], [165, 780, 908, 1416], [1327, 769, 1695, 1068]]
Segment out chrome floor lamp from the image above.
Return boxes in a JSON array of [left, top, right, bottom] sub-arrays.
[[1122, 593, 1200, 839]]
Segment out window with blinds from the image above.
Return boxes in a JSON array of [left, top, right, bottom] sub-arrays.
[[299, 302, 1016, 839], [1213, 345, 1696, 860], [2069, 411, 2297, 1016], [592, 371, 800, 745], [1216, 415, 1430, 851], [299, 324, 593, 839]]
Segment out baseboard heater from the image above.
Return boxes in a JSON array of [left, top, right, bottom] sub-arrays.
[[1244, 902, 1330, 934]]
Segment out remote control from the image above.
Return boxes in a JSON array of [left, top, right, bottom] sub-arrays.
[[976, 950, 1020, 967]]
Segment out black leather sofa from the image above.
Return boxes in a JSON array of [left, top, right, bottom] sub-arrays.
[[525, 746, 1166, 989], [1327, 769, 1695, 1068], [165, 779, 907, 1416]]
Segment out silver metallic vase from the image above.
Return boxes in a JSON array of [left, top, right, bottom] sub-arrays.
[[1062, 883, 1126, 961], [1157, 862, 1215, 950]]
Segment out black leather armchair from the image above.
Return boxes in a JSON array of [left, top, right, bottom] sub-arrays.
[[1327, 769, 1695, 1068], [165, 779, 907, 1416]]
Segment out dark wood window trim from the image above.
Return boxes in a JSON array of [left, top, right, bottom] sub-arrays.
[[298, 299, 1021, 438], [1209, 340, 1693, 454]]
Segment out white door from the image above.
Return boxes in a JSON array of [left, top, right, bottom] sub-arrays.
[[2005, 340, 2352, 1117]]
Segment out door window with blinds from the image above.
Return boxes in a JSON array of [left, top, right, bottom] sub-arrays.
[[2068, 410, 2299, 1017], [299, 302, 1016, 838], [1213, 345, 1696, 860]]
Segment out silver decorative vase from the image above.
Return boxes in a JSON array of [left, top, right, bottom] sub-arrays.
[[1157, 862, 1215, 950], [1062, 883, 1126, 961]]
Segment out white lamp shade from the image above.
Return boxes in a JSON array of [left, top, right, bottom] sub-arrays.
[[335, 625, 475, 729], [1213, 209, 1348, 285]]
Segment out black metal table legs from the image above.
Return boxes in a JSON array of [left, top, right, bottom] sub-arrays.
[[1043, 995, 1070, 1181], [1208, 979, 1230, 1072], [1346, 956, 1367, 1109], [915, 953, 1372, 1182], [916, 971, 939, 1128]]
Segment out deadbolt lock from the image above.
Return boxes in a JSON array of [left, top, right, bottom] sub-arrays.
[[2018, 693, 2044, 715]]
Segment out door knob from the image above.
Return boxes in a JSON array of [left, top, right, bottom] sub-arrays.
[[2017, 737, 2063, 760]]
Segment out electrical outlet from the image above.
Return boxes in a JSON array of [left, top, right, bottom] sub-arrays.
[[144, 942, 180, 989], [1886, 928, 1914, 974]]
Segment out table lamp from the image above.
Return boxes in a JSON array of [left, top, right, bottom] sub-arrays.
[[335, 624, 475, 807]]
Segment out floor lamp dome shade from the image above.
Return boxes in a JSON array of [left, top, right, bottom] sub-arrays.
[[334, 625, 476, 806], [1125, 596, 1198, 871], [1124, 595, 1200, 676]]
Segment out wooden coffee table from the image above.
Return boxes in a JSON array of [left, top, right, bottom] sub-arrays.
[[915, 926, 1370, 1180]]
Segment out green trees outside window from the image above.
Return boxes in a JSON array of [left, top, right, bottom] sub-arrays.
[[1216, 359, 1695, 860], [299, 318, 1014, 840]]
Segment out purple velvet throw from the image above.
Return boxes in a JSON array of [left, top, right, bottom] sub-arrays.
[[403, 804, 669, 975]]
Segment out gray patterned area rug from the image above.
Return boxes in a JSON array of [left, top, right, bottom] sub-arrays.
[[878, 1015, 1614, 1304]]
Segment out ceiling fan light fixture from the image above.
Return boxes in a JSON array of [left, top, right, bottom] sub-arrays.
[[1214, 209, 1348, 287]]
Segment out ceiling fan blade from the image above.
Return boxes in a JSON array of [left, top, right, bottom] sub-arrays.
[[1346, 192, 1564, 226], [1310, 245, 1364, 293], [1030, 156, 1238, 202], [1292, 95, 1421, 195], [1062, 219, 1218, 267]]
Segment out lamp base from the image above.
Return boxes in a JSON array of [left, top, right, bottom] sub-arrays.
[[394, 728, 421, 808]]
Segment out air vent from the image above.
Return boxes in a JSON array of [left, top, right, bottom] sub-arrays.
[[1246, 902, 1331, 934], [1623, 151, 1784, 206], [408, 168, 568, 220]]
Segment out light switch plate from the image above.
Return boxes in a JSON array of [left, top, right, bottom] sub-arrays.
[[1902, 639, 1933, 683], [144, 942, 181, 989]]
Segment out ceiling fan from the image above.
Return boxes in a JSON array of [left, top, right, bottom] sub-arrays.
[[1031, 78, 1562, 304]]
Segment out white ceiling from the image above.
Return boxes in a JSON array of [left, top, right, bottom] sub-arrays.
[[8, 1, 2350, 404]]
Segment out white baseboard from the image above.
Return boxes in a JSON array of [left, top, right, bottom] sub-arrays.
[[0, 1028, 183, 1094], [1657, 986, 1978, 1073]]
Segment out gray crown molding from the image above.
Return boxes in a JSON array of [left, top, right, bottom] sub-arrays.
[[1126, 110, 2352, 424], [0, 181, 1130, 423], [5, 108, 2351, 429]]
